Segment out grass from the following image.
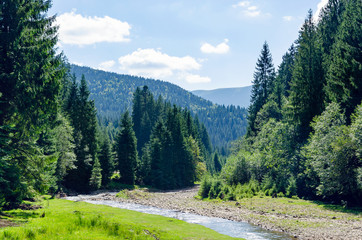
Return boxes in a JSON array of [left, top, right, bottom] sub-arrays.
[[0, 198, 243, 240]]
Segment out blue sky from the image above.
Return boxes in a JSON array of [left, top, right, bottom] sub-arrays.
[[49, 0, 328, 91]]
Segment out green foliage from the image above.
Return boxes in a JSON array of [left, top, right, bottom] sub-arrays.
[[63, 75, 100, 193], [89, 158, 102, 190], [0, 0, 64, 206], [304, 102, 362, 203], [114, 111, 138, 185], [98, 135, 113, 186], [213, 152, 222, 173], [325, 0, 362, 120], [289, 10, 324, 141], [247, 41, 276, 136]]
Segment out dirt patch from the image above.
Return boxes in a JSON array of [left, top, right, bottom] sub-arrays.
[[79, 186, 362, 240], [18, 203, 42, 211], [0, 219, 17, 228]]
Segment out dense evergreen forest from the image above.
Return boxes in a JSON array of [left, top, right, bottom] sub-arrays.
[[200, 0, 362, 206], [71, 65, 248, 149]]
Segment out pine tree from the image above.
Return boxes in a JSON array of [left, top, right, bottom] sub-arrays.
[[273, 44, 296, 107], [64, 76, 99, 192], [247, 42, 276, 136], [318, 0, 346, 66], [89, 158, 102, 190], [98, 136, 113, 186], [0, 0, 64, 205], [289, 10, 324, 141], [325, 0, 362, 121], [132, 86, 158, 156], [213, 152, 222, 173], [115, 111, 138, 185]]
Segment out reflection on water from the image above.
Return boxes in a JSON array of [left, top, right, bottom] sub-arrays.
[[66, 196, 291, 240]]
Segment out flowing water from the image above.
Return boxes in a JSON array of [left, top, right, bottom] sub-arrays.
[[66, 196, 292, 240]]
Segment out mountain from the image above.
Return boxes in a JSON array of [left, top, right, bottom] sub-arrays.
[[70, 65, 247, 148], [192, 86, 252, 108]]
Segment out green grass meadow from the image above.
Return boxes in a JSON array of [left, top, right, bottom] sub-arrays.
[[0, 199, 243, 240]]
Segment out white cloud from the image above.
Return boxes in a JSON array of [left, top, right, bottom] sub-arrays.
[[98, 60, 115, 71], [283, 16, 294, 22], [56, 11, 131, 45], [201, 39, 230, 54], [185, 74, 211, 83], [118, 48, 201, 79], [232, 1, 250, 8], [232, 1, 261, 17], [314, 0, 328, 22]]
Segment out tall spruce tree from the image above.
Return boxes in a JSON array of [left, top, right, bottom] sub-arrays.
[[115, 111, 138, 185], [64, 75, 99, 192], [132, 86, 158, 156], [273, 44, 296, 108], [289, 10, 324, 141], [247, 42, 276, 136], [325, 0, 362, 121], [0, 0, 64, 206], [98, 136, 113, 186]]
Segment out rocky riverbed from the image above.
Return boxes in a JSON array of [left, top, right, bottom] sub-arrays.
[[76, 186, 362, 240]]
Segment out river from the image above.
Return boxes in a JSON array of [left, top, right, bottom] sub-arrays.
[[66, 195, 292, 240]]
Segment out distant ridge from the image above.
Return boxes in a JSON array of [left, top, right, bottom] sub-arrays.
[[192, 86, 252, 108]]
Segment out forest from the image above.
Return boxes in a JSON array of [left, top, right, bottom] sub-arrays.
[[0, 0, 361, 212], [71, 65, 248, 150], [199, 0, 362, 206]]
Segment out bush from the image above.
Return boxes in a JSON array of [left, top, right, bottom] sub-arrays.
[[198, 176, 212, 199], [208, 179, 224, 199], [286, 176, 297, 197]]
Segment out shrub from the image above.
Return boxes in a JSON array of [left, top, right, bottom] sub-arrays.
[[198, 176, 212, 199]]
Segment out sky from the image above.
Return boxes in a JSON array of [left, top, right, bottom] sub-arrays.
[[49, 0, 328, 91]]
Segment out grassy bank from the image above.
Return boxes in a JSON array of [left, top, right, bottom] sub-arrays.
[[0, 198, 243, 240]]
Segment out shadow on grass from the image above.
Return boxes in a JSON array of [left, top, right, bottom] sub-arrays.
[[313, 200, 362, 215], [6, 210, 40, 220]]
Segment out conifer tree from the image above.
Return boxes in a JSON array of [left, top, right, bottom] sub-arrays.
[[325, 0, 362, 120], [98, 136, 113, 186], [273, 44, 296, 108], [213, 152, 222, 173], [64, 75, 99, 192], [0, 0, 64, 205], [247, 42, 276, 136], [89, 158, 102, 190], [289, 10, 324, 141], [115, 111, 138, 185]]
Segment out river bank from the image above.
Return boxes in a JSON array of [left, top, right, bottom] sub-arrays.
[[83, 186, 362, 240], [0, 198, 243, 240]]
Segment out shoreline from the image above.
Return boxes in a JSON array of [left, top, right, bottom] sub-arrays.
[[78, 186, 362, 240]]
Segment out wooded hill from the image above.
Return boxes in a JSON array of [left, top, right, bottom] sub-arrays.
[[70, 65, 248, 149]]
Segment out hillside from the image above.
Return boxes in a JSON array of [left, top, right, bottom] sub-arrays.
[[192, 86, 252, 108], [70, 65, 247, 148]]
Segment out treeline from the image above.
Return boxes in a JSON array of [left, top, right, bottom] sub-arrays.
[[72, 65, 247, 149], [0, 0, 212, 209], [130, 86, 212, 189], [201, 0, 362, 205]]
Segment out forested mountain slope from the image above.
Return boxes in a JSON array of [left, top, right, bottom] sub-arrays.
[[70, 65, 248, 148], [192, 86, 252, 108]]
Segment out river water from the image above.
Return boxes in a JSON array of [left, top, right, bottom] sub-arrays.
[[66, 196, 292, 240]]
